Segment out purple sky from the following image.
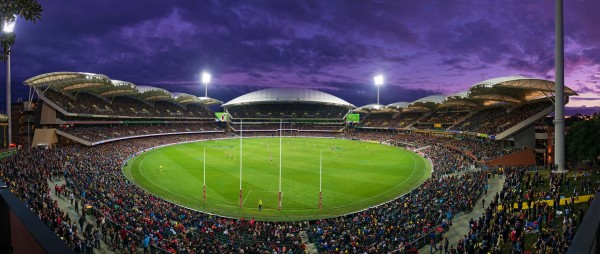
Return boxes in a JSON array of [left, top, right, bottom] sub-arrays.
[[3, 0, 600, 114]]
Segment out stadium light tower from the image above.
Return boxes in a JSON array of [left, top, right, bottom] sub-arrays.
[[374, 75, 384, 105], [3, 15, 17, 147], [553, 0, 567, 173], [201, 72, 211, 98]]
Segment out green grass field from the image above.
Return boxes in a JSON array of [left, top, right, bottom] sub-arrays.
[[123, 137, 430, 221]]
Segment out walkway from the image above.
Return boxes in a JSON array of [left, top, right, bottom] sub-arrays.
[[419, 173, 505, 254], [48, 178, 116, 254]]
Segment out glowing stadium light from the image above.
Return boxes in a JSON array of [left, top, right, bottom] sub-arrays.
[[201, 72, 211, 84], [374, 75, 384, 104], [201, 72, 211, 97], [2, 15, 17, 33], [374, 75, 384, 86]]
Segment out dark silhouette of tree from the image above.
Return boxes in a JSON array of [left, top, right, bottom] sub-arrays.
[[1, 0, 43, 62], [567, 113, 600, 166]]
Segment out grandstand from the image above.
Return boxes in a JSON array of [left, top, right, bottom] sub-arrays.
[[351, 76, 577, 163], [223, 87, 353, 133], [2, 73, 595, 253], [23, 72, 223, 146], [20, 74, 576, 151]]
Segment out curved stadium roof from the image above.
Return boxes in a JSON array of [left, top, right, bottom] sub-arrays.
[[172, 93, 223, 106], [468, 75, 578, 102], [361, 76, 578, 113], [24, 72, 221, 106], [222, 88, 354, 108], [24, 73, 576, 111], [408, 95, 446, 111]]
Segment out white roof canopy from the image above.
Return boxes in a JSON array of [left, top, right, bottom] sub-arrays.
[[223, 88, 354, 108]]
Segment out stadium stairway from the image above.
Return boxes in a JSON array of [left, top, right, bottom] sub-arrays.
[[406, 113, 432, 129], [494, 105, 554, 140], [418, 173, 505, 254], [47, 178, 118, 254], [36, 90, 73, 119], [299, 231, 318, 253], [484, 147, 537, 167], [445, 110, 478, 131]]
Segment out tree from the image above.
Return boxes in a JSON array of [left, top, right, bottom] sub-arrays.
[[566, 113, 600, 166], [1, 0, 43, 62]]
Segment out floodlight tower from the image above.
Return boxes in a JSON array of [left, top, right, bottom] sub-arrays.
[[3, 16, 17, 146], [553, 0, 566, 173], [201, 72, 211, 98], [374, 75, 384, 105]]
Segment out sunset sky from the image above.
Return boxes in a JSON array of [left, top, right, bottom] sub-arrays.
[[3, 0, 600, 114]]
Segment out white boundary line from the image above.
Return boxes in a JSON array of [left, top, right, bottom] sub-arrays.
[[122, 136, 434, 221], [241, 190, 253, 206]]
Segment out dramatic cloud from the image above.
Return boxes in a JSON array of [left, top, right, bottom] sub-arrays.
[[2, 0, 600, 110]]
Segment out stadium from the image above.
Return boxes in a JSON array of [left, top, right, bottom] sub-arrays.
[[1, 71, 597, 254]]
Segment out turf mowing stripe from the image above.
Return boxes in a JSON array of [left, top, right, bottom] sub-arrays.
[[124, 137, 431, 221]]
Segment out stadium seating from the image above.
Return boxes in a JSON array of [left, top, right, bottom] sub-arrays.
[[451, 100, 552, 134], [229, 122, 344, 131], [357, 111, 426, 129], [0, 131, 517, 253], [357, 113, 395, 127], [41, 89, 213, 118], [59, 123, 220, 142], [227, 103, 348, 119], [419, 110, 470, 124], [3, 127, 593, 253], [15, 75, 583, 253]]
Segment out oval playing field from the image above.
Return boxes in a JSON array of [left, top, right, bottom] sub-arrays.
[[123, 137, 431, 221]]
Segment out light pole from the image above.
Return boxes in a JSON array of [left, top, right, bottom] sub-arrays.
[[3, 16, 16, 147], [201, 72, 211, 98], [374, 75, 384, 105], [553, 0, 566, 173]]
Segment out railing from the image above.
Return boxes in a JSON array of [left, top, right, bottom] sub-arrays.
[[55, 129, 93, 146], [0, 180, 74, 254], [567, 190, 600, 254]]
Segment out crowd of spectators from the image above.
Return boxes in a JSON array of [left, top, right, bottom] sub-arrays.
[[308, 171, 486, 253], [1, 131, 540, 253], [444, 138, 516, 162], [1, 133, 307, 253], [395, 112, 426, 128], [42, 89, 213, 118], [227, 103, 348, 119], [361, 133, 511, 163], [419, 110, 470, 124], [441, 166, 598, 253], [452, 101, 553, 134], [357, 113, 396, 128], [229, 122, 344, 132], [357, 112, 425, 129], [60, 123, 221, 142]]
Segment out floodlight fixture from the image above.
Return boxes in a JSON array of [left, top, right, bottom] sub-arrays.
[[201, 72, 211, 97], [2, 15, 17, 33], [374, 75, 384, 86], [374, 75, 384, 104], [201, 72, 211, 84]]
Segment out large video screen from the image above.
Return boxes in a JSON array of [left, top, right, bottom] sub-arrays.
[[215, 112, 229, 122], [346, 113, 360, 123]]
